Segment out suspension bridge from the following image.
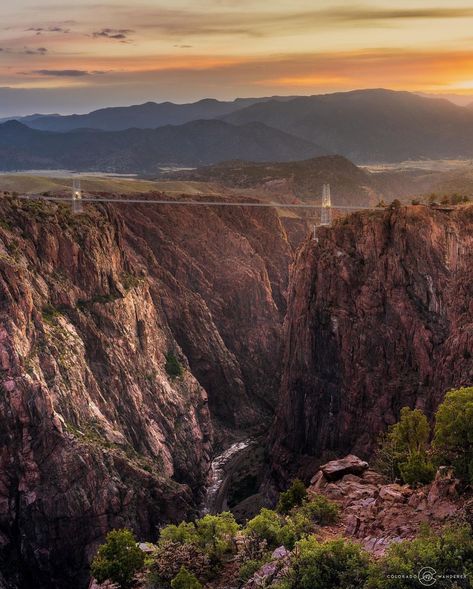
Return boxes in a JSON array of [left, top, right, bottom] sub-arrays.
[[18, 181, 379, 229]]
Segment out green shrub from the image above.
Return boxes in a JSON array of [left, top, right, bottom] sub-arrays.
[[277, 480, 308, 514], [195, 512, 239, 561], [159, 522, 198, 545], [165, 352, 184, 378], [278, 512, 313, 550], [91, 529, 145, 589], [150, 540, 210, 583], [399, 451, 436, 487], [159, 513, 238, 565], [171, 566, 202, 589], [374, 407, 435, 485], [390, 407, 431, 455], [280, 537, 371, 589], [434, 387, 473, 484], [299, 495, 339, 525], [244, 508, 284, 549], [244, 498, 335, 552], [370, 525, 473, 588]]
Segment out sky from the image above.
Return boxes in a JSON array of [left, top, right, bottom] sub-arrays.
[[1, 0, 473, 116]]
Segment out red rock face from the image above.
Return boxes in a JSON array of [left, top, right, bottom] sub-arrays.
[[118, 200, 295, 432], [0, 196, 295, 588], [271, 205, 473, 483]]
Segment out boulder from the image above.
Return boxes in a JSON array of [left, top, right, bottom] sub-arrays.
[[320, 455, 369, 481], [378, 485, 409, 503], [272, 546, 290, 560], [362, 470, 387, 485], [427, 467, 459, 505], [243, 551, 290, 589], [346, 514, 361, 536], [407, 491, 426, 510], [322, 483, 347, 500], [309, 470, 326, 490]]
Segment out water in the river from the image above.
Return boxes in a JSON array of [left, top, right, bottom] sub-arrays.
[[201, 439, 253, 515]]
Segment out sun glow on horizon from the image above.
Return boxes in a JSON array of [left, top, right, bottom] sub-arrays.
[[1, 0, 473, 114]]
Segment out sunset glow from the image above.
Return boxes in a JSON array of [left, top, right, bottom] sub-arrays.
[[1, 0, 473, 115]]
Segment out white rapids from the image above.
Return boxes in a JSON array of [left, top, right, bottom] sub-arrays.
[[201, 439, 253, 515]]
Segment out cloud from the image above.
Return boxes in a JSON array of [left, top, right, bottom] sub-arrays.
[[0, 47, 49, 55], [92, 28, 134, 40], [27, 26, 70, 34], [128, 5, 473, 39], [174, 44, 193, 48], [30, 69, 106, 77], [24, 47, 48, 55], [317, 6, 473, 23]]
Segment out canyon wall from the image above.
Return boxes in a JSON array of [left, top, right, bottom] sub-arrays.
[[0, 195, 294, 588], [118, 199, 294, 431], [271, 205, 473, 482]]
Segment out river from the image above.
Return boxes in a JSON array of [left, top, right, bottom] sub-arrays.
[[201, 439, 255, 515]]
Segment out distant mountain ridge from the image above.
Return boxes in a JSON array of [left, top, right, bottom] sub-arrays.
[[169, 154, 462, 207], [12, 97, 297, 132], [172, 156, 375, 206], [222, 89, 473, 163], [8, 89, 473, 163], [0, 119, 326, 172]]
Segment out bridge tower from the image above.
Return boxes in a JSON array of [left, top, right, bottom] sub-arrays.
[[72, 178, 83, 214], [320, 183, 332, 226]]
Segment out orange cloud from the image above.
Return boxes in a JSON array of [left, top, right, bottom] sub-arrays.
[[2, 46, 473, 112], [248, 49, 473, 93]]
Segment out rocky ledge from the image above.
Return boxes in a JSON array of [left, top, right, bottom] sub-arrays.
[[310, 455, 464, 556], [241, 455, 468, 589]]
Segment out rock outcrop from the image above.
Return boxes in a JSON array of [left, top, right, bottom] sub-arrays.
[[271, 205, 473, 481], [0, 194, 295, 588], [308, 456, 463, 556], [317, 455, 368, 481]]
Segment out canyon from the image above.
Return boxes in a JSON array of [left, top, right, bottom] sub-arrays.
[[0, 196, 472, 589], [0, 194, 295, 589]]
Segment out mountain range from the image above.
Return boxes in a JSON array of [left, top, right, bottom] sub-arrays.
[[3, 89, 473, 169], [0, 119, 325, 172], [221, 89, 473, 162], [4, 97, 296, 132]]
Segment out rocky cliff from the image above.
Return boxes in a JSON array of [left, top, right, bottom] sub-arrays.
[[0, 194, 295, 588], [118, 197, 294, 431], [271, 205, 473, 482]]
